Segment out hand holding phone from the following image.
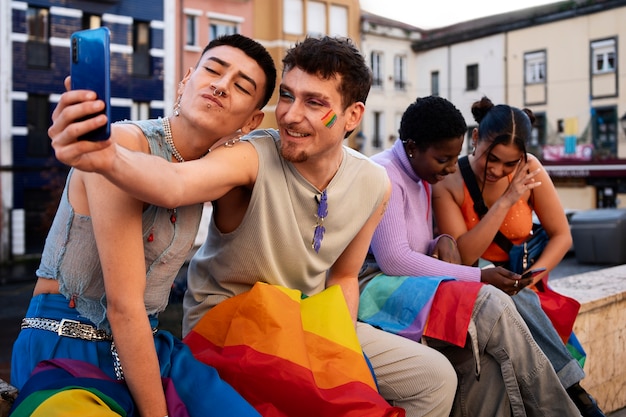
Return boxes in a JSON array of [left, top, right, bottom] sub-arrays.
[[70, 27, 111, 141], [521, 267, 547, 280]]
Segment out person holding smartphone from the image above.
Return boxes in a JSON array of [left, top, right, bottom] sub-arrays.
[[432, 96, 604, 416], [358, 96, 601, 416], [11, 34, 276, 417], [48, 36, 464, 417]]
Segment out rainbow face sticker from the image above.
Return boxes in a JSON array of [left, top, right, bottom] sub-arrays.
[[321, 109, 337, 128]]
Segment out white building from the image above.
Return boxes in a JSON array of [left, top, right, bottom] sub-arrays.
[[358, 12, 421, 156]]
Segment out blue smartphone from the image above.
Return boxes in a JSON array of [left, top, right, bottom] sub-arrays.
[[70, 27, 111, 141]]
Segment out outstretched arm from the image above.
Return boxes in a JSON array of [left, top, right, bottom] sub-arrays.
[[50, 93, 259, 207], [92, 141, 258, 207], [50, 80, 258, 207]]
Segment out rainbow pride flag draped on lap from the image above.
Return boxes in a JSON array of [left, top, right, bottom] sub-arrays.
[[10, 358, 189, 417], [359, 275, 483, 347], [359, 273, 586, 368], [184, 282, 404, 417]]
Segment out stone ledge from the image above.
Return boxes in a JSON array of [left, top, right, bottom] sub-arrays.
[[551, 264, 626, 414]]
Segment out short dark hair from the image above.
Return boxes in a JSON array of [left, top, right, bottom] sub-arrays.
[[201, 34, 277, 110], [282, 36, 372, 110], [399, 96, 467, 151]]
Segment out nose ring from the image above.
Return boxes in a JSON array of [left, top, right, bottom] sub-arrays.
[[213, 87, 224, 97]]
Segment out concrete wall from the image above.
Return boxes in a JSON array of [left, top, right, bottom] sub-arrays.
[[552, 265, 626, 414]]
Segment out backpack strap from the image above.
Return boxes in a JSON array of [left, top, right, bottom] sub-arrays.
[[458, 156, 488, 217], [458, 156, 513, 253]]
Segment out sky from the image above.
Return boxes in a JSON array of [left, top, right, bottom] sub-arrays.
[[359, 0, 559, 29]]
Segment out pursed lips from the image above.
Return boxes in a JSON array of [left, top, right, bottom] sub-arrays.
[[202, 94, 223, 108]]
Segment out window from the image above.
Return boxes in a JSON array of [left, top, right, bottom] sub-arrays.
[[525, 51, 546, 84], [133, 21, 151, 77], [82, 14, 102, 30], [431, 71, 439, 96], [283, 0, 303, 35], [210, 20, 238, 40], [208, 12, 242, 40], [329, 5, 347, 36], [372, 111, 382, 148], [307, 1, 326, 36], [466, 64, 478, 91], [371, 52, 383, 88], [186, 14, 198, 47], [209, 22, 239, 40], [529, 113, 546, 159], [530, 113, 546, 147], [592, 107, 617, 157], [27, 95, 51, 158], [394, 55, 406, 90], [591, 39, 616, 74], [26, 6, 50, 68]]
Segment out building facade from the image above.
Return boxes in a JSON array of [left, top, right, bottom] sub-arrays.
[[506, 1, 626, 209], [3, 0, 166, 260], [173, 0, 255, 111], [6, 1, 625, 260], [0, 0, 365, 261], [410, 0, 626, 210], [358, 12, 421, 156], [251, 0, 361, 143]]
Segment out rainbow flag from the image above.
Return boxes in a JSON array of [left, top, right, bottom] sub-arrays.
[[533, 277, 586, 367], [359, 275, 483, 347], [10, 358, 189, 417], [184, 283, 404, 417], [424, 280, 484, 346], [566, 332, 586, 368]]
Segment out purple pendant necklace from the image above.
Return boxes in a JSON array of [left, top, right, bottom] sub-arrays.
[[312, 190, 328, 253]]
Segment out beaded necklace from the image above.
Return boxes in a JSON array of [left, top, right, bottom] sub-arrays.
[[149, 118, 243, 243], [162, 117, 185, 163], [151, 117, 184, 242]]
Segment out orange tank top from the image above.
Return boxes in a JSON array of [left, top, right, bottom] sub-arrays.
[[460, 182, 534, 262]]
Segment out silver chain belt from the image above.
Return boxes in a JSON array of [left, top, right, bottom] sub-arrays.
[[21, 317, 112, 341], [22, 317, 158, 381]]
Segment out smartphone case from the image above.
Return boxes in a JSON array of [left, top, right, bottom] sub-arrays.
[[70, 27, 111, 141]]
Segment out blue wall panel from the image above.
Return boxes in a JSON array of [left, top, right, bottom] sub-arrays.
[[10, 0, 165, 254]]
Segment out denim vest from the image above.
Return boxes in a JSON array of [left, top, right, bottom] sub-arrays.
[[37, 119, 203, 331]]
